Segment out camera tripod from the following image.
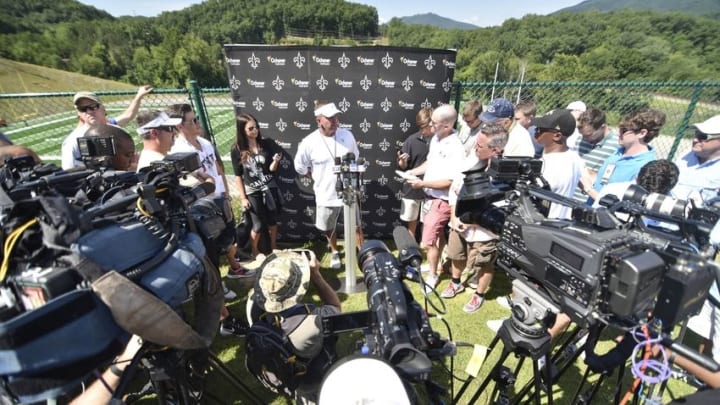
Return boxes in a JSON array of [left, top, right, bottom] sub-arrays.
[[111, 345, 264, 405]]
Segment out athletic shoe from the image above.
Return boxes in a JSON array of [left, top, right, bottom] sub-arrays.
[[219, 316, 248, 337], [464, 294, 485, 313], [223, 282, 237, 301], [330, 252, 342, 270], [486, 318, 504, 332], [424, 274, 439, 294], [440, 282, 465, 298], [496, 296, 512, 310], [226, 266, 256, 279]]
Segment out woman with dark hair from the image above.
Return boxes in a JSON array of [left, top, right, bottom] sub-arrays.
[[229, 113, 283, 271]]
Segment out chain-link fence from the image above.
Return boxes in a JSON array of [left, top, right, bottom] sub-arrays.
[[1, 81, 719, 195], [452, 81, 720, 160]]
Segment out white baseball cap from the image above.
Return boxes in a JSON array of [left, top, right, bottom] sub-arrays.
[[314, 103, 342, 118]]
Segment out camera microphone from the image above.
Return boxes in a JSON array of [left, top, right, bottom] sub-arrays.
[[393, 226, 423, 271]]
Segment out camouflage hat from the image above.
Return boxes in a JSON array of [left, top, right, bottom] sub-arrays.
[[253, 251, 311, 313]]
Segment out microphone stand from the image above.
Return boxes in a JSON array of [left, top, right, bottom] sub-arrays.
[[338, 156, 366, 294]]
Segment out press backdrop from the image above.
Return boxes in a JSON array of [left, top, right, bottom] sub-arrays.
[[224, 45, 456, 241]]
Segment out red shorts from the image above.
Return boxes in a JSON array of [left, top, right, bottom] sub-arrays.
[[421, 198, 450, 248]]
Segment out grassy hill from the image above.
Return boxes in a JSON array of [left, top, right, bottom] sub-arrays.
[[0, 57, 135, 94]]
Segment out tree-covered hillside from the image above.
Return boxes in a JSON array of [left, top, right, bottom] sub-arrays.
[[1, 0, 718, 88]]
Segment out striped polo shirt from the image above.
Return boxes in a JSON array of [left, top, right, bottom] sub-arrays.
[[571, 130, 620, 202]]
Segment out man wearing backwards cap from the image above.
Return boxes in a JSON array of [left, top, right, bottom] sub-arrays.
[[250, 250, 341, 402], [531, 108, 582, 220], [61, 85, 153, 170], [134, 110, 182, 171], [294, 101, 360, 270]]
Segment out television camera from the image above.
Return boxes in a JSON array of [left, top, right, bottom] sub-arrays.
[[453, 156, 720, 402], [0, 151, 234, 403]]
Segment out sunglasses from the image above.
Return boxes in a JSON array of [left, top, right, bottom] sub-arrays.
[[695, 130, 719, 142], [534, 127, 560, 136], [183, 117, 199, 125], [158, 126, 176, 133], [77, 103, 101, 112], [619, 127, 641, 135]]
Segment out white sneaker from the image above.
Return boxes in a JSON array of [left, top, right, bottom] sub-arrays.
[[330, 252, 341, 270], [496, 296, 512, 310], [424, 274, 439, 294], [223, 282, 237, 301], [487, 319, 504, 333]]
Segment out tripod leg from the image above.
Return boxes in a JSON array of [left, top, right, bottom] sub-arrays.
[[468, 347, 513, 404], [207, 352, 265, 405], [453, 333, 502, 404]]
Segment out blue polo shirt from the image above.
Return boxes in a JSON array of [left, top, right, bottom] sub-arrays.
[[672, 151, 720, 202], [589, 146, 656, 204]]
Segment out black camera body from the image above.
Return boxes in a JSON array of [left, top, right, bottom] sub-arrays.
[[456, 156, 716, 330], [358, 240, 443, 382]]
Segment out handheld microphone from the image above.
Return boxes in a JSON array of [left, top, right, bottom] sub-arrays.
[[393, 226, 423, 270], [334, 157, 343, 196]]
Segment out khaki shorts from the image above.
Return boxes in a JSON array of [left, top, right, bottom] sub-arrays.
[[446, 229, 497, 272], [315, 206, 342, 232], [400, 198, 422, 222]]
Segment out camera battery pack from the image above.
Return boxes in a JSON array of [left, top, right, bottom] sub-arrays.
[[654, 263, 714, 328], [13, 267, 82, 310]]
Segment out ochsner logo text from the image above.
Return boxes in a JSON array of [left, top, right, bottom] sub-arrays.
[[400, 57, 418, 67], [357, 101, 374, 110], [420, 80, 436, 90], [335, 79, 353, 88], [291, 78, 309, 88], [377, 122, 394, 130], [357, 56, 375, 66], [267, 56, 286, 66], [379, 78, 395, 88], [398, 101, 415, 110], [312, 55, 331, 66], [271, 100, 289, 109], [247, 79, 265, 88], [294, 122, 312, 131], [225, 57, 241, 65]]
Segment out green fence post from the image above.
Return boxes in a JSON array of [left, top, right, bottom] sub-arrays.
[[187, 80, 215, 145], [453, 82, 463, 129], [668, 83, 704, 161]]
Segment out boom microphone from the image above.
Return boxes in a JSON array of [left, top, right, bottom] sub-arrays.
[[393, 226, 423, 269]]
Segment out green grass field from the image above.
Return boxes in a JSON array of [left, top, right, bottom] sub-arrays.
[[197, 243, 701, 405]]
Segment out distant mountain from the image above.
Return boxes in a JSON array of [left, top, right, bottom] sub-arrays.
[[554, 0, 720, 17], [399, 13, 478, 30]]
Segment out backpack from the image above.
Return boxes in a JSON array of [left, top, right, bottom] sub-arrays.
[[244, 305, 335, 398]]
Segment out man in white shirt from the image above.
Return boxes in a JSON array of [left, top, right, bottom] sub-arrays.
[[135, 110, 181, 171], [531, 109, 583, 219], [406, 104, 465, 291], [294, 102, 360, 270], [481, 98, 534, 158], [61, 86, 153, 169], [457, 100, 483, 158]]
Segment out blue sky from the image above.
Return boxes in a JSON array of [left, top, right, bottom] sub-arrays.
[[78, 0, 582, 27]]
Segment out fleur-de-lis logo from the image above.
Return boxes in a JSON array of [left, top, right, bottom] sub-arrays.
[[276, 119, 287, 132], [338, 53, 350, 69], [442, 78, 452, 92], [424, 55, 436, 71], [229, 75, 241, 90], [252, 97, 265, 111], [402, 76, 414, 92], [382, 52, 393, 69], [338, 97, 350, 113], [360, 193, 368, 203], [287, 219, 298, 229], [304, 206, 315, 218], [272, 75, 285, 91], [374, 231, 383, 238], [293, 52, 305, 69], [280, 159, 290, 169], [316, 75, 328, 91], [378, 174, 388, 186], [400, 118, 411, 133], [300, 177, 312, 188], [296, 97, 308, 112], [395, 190, 403, 200], [283, 190, 294, 201], [248, 53, 260, 69], [360, 75, 372, 91], [376, 206, 386, 217], [381, 97, 392, 112], [421, 98, 432, 109], [306, 232, 316, 240], [392, 219, 402, 228], [360, 119, 371, 133], [379, 138, 390, 152]]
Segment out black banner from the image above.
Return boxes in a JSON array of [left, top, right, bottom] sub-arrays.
[[224, 45, 456, 241]]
